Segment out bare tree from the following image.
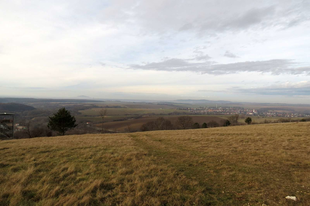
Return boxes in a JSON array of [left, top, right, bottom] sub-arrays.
[[228, 114, 239, 125], [175, 116, 193, 129], [141, 121, 155, 131], [220, 119, 231, 127], [208, 120, 219, 128], [99, 108, 107, 133], [140, 117, 174, 131], [126, 124, 131, 132], [25, 120, 32, 138]]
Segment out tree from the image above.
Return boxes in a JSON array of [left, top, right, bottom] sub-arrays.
[[154, 117, 173, 130], [245, 117, 252, 125], [99, 108, 107, 133], [201, 122, 208, 128], [141, 121, 155, 131], [48, 108, 77, 135], [193, 122, 200, 129], [25, 120, 32, 138], [208, 120, 219, 128], [140, 117, 174, 131], [175, 116, 194, 129], [228, 114, 239, 125], [223, 120, 231, 126]]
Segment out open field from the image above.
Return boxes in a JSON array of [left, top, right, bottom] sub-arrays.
[[100, 115, 225, 132], [79, 108, 181, 116], [76, 103, 190, 124], [1, 123, 310, 205]]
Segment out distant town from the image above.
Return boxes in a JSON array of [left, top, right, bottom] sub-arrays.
[[179, 106, 310, 118]]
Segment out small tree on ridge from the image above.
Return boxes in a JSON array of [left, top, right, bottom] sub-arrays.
[[48, 108, 77, 135]]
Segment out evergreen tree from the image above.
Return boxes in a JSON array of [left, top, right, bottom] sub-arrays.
[[201, 122, 208, 128], [224, 120, 231, 126], [48, 108, 77, 135], [245, 117, 252, 125]]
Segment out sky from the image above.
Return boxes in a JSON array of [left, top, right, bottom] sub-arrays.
[[0, 0, 310, 104]]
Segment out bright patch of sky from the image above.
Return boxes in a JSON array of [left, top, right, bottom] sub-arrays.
[[0, 0, 310, 103]]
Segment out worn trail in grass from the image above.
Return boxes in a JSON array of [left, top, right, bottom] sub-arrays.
[[132, 123, 310, 205], [0, 135, 209, 205]]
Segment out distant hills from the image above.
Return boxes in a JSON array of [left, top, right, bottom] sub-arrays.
[[0, 103, 35, 113], [175, 99, 234, 104], [0, 98, 103, 104]]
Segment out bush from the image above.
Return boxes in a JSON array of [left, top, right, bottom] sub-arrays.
[[193, 122, 200, 129], [264, 119, 272, 124], [277, 118, 291, 123], [14, 126, 52, 139], [201, 122, 208, 128], [221, 120, 231, 126]]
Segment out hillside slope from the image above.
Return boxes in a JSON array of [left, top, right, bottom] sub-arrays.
[[0, 123, 310, 205], [0, 103, 35, 112]]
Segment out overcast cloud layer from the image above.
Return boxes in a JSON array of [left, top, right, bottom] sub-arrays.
[[0, 0, 310, 103]]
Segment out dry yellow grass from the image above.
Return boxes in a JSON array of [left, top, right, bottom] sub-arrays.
[[1, 123, 310, 205]]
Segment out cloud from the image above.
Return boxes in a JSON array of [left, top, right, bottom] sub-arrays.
[[199, 6, 276, 32], [192, 49, 211, 61], [224, 51, 238, 58], [0, 0, 310, 103], [99, 0, 309, 34], [235, 81, 310, 96], [131, 58, 310, 75], [194, 54, 211, 61], [131, 58, 209, 72]]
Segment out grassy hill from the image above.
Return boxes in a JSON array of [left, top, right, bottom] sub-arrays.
[[1, 123, 309, 205]]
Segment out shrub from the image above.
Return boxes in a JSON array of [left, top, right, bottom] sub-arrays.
[[193, 122, 200, 129], [222, 120, 231, 126], [245, 117, 252, 125], [201, 122, 208, 128]]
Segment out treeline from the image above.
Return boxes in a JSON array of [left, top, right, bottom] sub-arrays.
[[13, 120, 98, 139], [5, 106, 310, 140], [140, 116, 231, 131], [260, 117, 310, 124], [140, 115, 310, 132]]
